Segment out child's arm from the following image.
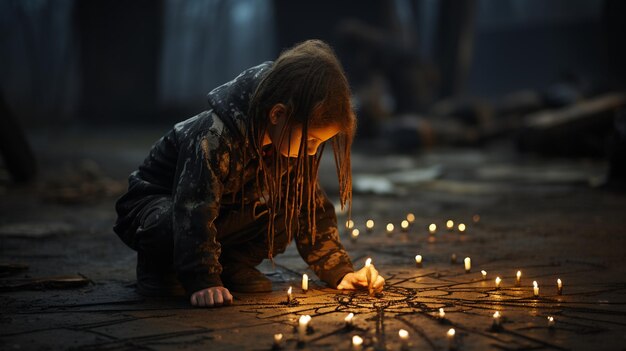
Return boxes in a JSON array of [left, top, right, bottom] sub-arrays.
[[294, 185, 355, 288], [171, 127, 231, 296]]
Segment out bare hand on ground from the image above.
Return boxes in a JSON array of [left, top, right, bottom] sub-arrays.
[[336, 266, 385, 291], [190, 286, 233, 307]]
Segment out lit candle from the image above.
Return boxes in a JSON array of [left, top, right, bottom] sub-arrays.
[[351, 335, 363, 350], [446, 220, 454, 230], [464, 257, 471, 273], [457, 223, 466, 233], [547, 316, 555, 329], [344, 312, 354, 328], [287, 286, 293, 304], [492, 311, 502, 330], [398, 329, 409, 350], [533, 281, 539, 297], [438, 307, 446, 319], [428, 223, 437, 234], [473, 214, 480, 223], [297, 315, 311, 343], [446, 328, 456, 350], [346, 219, 355, 230], [406, 213, 416, 223], [386, 223, 394, 235], [557, 278, 563, 295], [273, 333, 283, 349], [516, 270, 522, 286], [350, 228, 359, 243], [450, 253, 457, 264], [302, 274, 308, 293], [365, 219, 374, 232], [495, 276, 501, 289], [401, 220, 409, 232], [365, 258, 373, 296], [415, 254, 423, 268], [481, 270, 487, 280]]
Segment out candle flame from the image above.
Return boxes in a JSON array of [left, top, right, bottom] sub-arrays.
[[493, 311, 500, 319], [428, 223, 437, 233], [533, 281, 538, 288], [557, 278, 562, 288], [299, 315, 311, 326], [344, 312, 354, 323], [458, 223, 466, 232], [366, 219, 374, 229], [548, 316, 554, 322], [346, 220, 354, 229], [447, 328, 455, 337], [415, 255, 422, 263], [495, 277, 501, 286], [352, 335, 363, 346], [401, 220, 409, 229], [406, 213, 415, 223], [439, 307, 445, 318], [351, 229, 360, 237], [446, 220, 454, 229], [288, 286, 292, 295], [365, 258, 372, 267], [398, 329, 409, 339], [274, 333, 283, 343], [517, 270, 521, 279], [386, 223, 394, 232], [481, 270, 487, 277]]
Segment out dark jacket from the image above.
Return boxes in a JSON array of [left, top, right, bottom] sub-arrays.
[[114, 62, 354, 294]]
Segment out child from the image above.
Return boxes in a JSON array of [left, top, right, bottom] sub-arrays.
[[114, 40, 385, 307]]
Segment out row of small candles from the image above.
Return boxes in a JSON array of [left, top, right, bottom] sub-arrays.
[[273, 311, 557, 349], [290, 261, 564, 309], [416, 254, 565, 296], [347, 215, 472, 243]]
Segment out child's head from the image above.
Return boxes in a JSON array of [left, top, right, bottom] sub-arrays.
[[249, 39, 355, 252], [251, 39, 355, 155]]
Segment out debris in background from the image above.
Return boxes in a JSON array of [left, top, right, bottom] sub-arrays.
[[353, 166, 442, 195], [517, 93, 626, 157]]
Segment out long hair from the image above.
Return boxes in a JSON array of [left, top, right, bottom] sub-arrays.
[[248, 40, 355, 259]]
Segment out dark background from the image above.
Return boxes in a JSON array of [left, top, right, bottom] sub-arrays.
[[1, 0, 623, 127]]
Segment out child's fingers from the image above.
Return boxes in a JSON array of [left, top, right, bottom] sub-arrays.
[[373, 276, 385, 291], [213, 290, 224, 306], [337, 281, 352, 290], [369, 270, 379, 285], [223, 289, 234, 304], [203, 291, 214, 307], [190, 294, 198, 306]]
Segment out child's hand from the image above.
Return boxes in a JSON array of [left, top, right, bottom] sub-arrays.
[[190, 286, 233, 307], [337, 266, 385, 292]]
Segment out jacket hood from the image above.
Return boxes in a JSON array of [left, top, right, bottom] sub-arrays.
[[206, 61, 273, 139]]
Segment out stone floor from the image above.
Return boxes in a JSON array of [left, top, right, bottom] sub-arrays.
[[1, 127, 625, 350]]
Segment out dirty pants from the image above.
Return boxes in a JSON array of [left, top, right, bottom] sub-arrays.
[[133, 197, 293, 274]]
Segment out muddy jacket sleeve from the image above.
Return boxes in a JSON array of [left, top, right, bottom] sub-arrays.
[[295, 185, 354, 288], [172, 129, 230, 294]]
